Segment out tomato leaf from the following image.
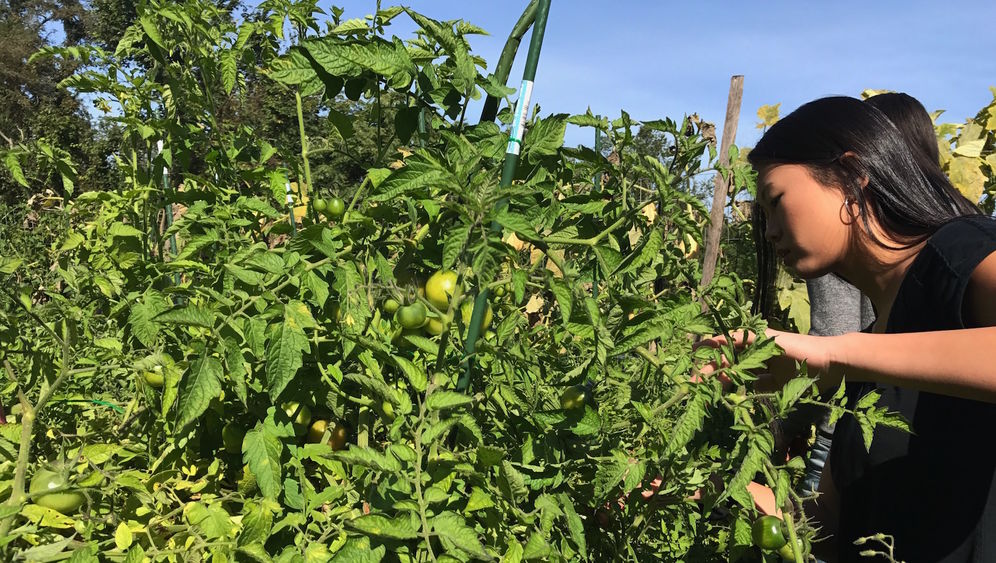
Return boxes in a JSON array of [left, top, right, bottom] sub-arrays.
[[155, 305, 214, 329], [427, 391, 473, 411], [238, 501, 274, 547], [334, 445, 402, 472], [432, 511, 490, 559], [265, 303, 311, 399], [393, 356, 427, 392], [177, 354, 222, 428], [347, 514, 419, 540], [243, 421, 283, 500]]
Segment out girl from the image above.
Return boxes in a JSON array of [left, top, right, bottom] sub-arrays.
[[700, 96, 996, 562]]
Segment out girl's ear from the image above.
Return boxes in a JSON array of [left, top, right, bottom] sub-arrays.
[[838, 151, 870, 189]]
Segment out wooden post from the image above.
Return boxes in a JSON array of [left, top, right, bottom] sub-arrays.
[[700, 75, 744, 296]]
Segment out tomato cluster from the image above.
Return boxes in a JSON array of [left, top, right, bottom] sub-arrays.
[[312, 197, 346, 220], [751, 516, 809, 560], [383, 269, 497, 342]]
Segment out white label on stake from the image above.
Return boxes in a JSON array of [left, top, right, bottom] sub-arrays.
[[285, 182, 294, 205], [506, 80, 534, 156]]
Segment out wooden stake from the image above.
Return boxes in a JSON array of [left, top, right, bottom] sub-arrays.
[[700, 75, 744, 297]]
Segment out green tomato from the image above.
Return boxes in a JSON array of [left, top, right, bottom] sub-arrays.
[[494, 285, 506, 297], [281, 401, 312, 436], [424, 317, 447, 336], [383, 298, 401, 315], [560, 385, 587, 410], [381, 400, 396, 422], [752, 515, 787, 551], [778, 536, 809, 561], [222, 423, 244, 455], [313, 198, 327, 214], [325, 197, 346, 219], [143, 365, 165, 388], [425, 270, 458, 311], [397, 302, 427, 329], [30, 469, 84, 514], [460, 300, 493, 330]]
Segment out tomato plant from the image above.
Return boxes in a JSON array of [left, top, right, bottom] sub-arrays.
[[0, 1, 911, 561]]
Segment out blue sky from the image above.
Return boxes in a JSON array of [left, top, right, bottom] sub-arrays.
[[322, 0, 996, 149]]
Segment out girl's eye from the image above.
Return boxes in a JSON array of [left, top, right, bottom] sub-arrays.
[[770, 194, 783, 208]]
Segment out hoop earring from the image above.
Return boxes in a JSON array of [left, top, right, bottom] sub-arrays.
[[840, 197, 858, 224]]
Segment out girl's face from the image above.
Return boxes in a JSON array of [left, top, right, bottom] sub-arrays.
[[757, 163, 853, 278]]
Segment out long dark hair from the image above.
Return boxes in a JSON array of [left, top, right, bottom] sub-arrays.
[[748, 95, 980, 316], [865, 92, 940, 167]]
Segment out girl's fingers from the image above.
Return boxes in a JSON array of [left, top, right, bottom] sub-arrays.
[[692, 330, 756, 352]]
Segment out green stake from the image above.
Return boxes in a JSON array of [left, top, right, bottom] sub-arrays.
[[157, 140, 181, 288], [459, 0, 552, 393]]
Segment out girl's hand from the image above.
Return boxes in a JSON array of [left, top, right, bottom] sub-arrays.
[[692, 329, 842, 391]]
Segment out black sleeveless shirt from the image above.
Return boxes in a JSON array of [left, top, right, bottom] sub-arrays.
[[830, 215, 996, 562]]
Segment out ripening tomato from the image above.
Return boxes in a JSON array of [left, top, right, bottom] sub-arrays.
[[30, 469, 84, 514], [425, 270, 458, 311], [313, 198, 327, 214], [460, 300, 493, 330], [328, 421, 349, 451], [306, 419, 328, 444]]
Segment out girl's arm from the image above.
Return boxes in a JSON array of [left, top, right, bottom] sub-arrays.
[[830, 250, 996, 401], [699, 251, 996, 401], [828, 327, 996, 401]]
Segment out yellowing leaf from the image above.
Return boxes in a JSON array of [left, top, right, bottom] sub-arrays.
[[21, 504, 75, 529], [949, 156, 986, 204], [524, 294, 544, 314], [683, 233, 700, 258], [545, 249, 564, 278], [984, 153, 996, 173], [756, 103, 781, 129], [953, 138, 985, 158], [860, 88, 892, 100], [505, 232, 528, 252], [115, 522, 134, 550], [985, 109, 996, 131], [640, 202, 657, 223], [962, 121, 986, 143]]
